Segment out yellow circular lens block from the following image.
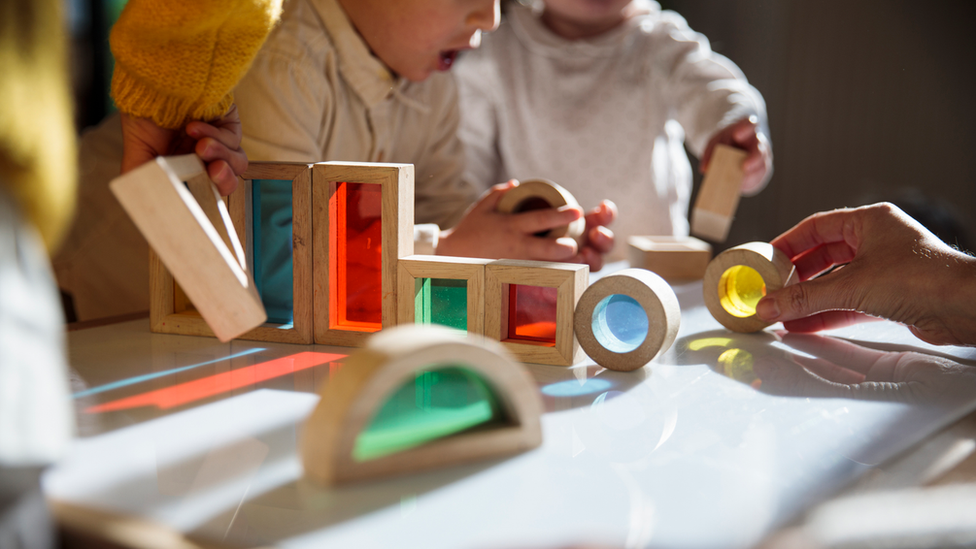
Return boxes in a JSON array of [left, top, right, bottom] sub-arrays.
[[718, 265, 766, 318]]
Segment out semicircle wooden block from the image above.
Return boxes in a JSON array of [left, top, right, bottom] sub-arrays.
[[574, 268, 681, 372], [496, 178, 585, 241], [301, 324, 543, 486], [703, 242, 797, 333]]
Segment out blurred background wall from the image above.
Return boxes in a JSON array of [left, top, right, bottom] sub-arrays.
[[667, 0, 976, 252]]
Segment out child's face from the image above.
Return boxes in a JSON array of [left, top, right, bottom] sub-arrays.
[[340, 0, 500, 82], [541, 0, 635, 38]]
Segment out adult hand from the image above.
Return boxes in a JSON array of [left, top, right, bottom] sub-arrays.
[[576, 200, 617, 272], [436, 180, 582, 262], [754, 203, 976, 346], [119, 104, 248, 196], [700, 115, 772, 195]]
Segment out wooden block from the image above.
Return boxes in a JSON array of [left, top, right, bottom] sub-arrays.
[[397, 255, 492, 336], [313, 162, 414, 347], [627, 235, 713, 281], [703, 241, 797, 333], [302, 324, 543, 485], [485, 259, 588, 366], [574, 268, 680, 372], [111, 155, 266, 342], [690, 144, 748, 242], [496, 178, 585, 241]]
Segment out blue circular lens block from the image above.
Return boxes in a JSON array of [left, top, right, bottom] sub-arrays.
[[591, 294, 649, 353]]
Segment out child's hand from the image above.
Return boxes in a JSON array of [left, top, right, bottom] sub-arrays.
[[700, 115, 772, 195], [436, 181, 582, 262], [576, 200, 617, 272], [119, 104, 248, 196]]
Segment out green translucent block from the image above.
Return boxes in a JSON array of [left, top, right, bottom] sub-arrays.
[[252, 179, 293, 324], [414, 278, 468, 331], [353, 367, 504, 461]]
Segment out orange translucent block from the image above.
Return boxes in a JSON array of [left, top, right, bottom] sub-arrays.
[[507, 284, 558, 346], [331, 182, 383, 331]]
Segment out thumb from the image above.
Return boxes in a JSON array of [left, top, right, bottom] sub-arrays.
[[756, 275, 854, 323]]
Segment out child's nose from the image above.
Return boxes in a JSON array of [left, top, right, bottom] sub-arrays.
[[467, 0, 501, 33]]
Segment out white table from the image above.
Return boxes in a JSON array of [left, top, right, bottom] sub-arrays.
[[47, 274, 976, 549]]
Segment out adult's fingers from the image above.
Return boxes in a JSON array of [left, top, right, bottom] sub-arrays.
[[755, 271, 863, 324], [791, 241, 856, 281], [770, 208, 859, 260], [780, 310, 879, 333]]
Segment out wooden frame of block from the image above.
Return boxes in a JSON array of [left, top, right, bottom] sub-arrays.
[[397, 255, 492, 336], [302, 325, 543, 486], [703, 241, 797, 333], [627, 235, 713, 281], [690, 144, 748, 242], [574, 268, 680, 372], [313, 162, 414, 347], [485, 259, 588, 366], [112, 155, 266, 342], [496, 178, 585, 241]]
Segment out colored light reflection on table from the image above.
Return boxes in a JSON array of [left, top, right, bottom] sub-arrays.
[[331, 181, 382, 331], [719, 265, 766, 318], [353, 367, 503, 461], [591, 294, 648, 353], [84, 351, 345, 413], [507, 284, 557, 345], [252, 179, 294, 324], [415, 278, 468, 331]]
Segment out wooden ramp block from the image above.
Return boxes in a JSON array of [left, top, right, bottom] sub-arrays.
[[485, 259, 588, 366], [397, 254, 492, 337], [574, 268, 680, 372], [110, 155, 266, 342], [302, 324, 543, 485], [691, 144, 748, 242], [703, 242, 796, 333], [496, 178, 585, 242], [628, 235, 712, 282]]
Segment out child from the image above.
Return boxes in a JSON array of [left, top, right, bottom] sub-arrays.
[[455, 0, 773, 260]]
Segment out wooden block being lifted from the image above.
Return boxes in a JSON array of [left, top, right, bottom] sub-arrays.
[[496, 178, 585, 242], [691, 144, 747, 242], [702, 242, 796, 333], [628, 235, 712, 281], [574, 268, 681, 372], [111, 155, 266, 342]]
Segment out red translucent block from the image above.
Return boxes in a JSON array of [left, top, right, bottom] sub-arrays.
[[507, 284, 557, 346], [331, 182, 383, 331]]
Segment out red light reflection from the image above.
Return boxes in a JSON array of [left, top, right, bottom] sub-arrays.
[[85, 351, 345, 414]]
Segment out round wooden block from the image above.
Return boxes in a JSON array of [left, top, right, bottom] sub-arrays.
[[496, 178, 586, 241], [574, 268, 681, 372], [702, 242, 797, 333]]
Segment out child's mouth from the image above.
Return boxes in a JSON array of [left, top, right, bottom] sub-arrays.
[[438, 50, 458, 71]]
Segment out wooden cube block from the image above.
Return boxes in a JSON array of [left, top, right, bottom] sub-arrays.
[[113, 155, 266, 343], [703, 242, 797, 333], [574, 268, 680, 372], [690, 144, 748, 242], [397, 255, 492, 336], [313, 162, 414, 346], [627, 235, 712, 281], [496, 178, 585, 241], [485, 259, 588, 366], [302, 324, 543, 486]]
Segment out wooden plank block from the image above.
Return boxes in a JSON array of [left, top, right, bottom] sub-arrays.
[[691, 144, 748, 242], [496, 178, 585, 241], [702, 241, 796, 333], [396, 255, 492, 337], [313, 162, 414, 346], [111, 155, 266, 342], [574, 268, 680, 371], [627, 235, 712, 281], [302, 325, 543, 485], [485, 259, 588, 366]]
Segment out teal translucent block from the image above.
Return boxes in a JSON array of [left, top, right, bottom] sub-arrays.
[[353, 367, 504, 461], [591, 294, 648, 353], [252, 179, 294, 324], [415, 278, 468, 331]]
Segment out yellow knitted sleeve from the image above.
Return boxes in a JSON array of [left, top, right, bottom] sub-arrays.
[[110, 0, 283, 129]]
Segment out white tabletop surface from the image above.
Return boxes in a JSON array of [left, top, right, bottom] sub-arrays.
[[46, 268, 976, 549]]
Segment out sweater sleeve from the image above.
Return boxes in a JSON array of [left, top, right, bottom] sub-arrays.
[[109, 0, 282, 129]]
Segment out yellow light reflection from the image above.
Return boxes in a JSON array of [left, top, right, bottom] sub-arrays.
[[718, 348, 761, 389], [687, 337, 734, 351], [718, 265, 766, 318]]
